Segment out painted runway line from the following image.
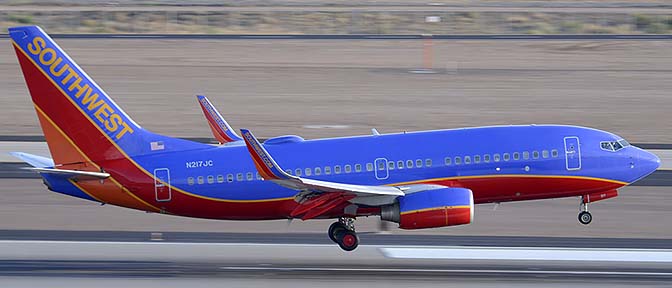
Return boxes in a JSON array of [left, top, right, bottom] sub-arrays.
[[380, 247, 672, 262]]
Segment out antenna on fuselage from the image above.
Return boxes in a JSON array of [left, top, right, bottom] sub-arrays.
[[371, 128, 380, 136]]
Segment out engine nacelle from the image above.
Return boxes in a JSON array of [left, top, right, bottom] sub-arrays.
[[381, 187, 474, 229]]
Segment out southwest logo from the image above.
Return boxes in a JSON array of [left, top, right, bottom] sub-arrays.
[[27, 36, 134, 140]]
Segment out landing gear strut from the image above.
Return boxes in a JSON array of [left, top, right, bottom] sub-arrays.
[[328, 217, 359, 251], [578, 197, 592, 225]]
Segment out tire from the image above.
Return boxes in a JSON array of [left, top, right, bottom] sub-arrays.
[[328, 222, 346, 243], [578, 211, 592, 225], [336, 230, 359, 251]]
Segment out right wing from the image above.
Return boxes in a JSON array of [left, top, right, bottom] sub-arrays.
[[240, 128, 405, 220], [196, 95, 243, 144], [240, 129, 405, 197]]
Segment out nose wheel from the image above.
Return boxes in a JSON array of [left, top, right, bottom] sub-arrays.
[[328, 217, 359, 251], [578, 198, 592, 225]]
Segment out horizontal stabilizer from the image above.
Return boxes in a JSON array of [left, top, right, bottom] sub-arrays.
[[9, 152, 54, 168], [25, 167, 110, 179]]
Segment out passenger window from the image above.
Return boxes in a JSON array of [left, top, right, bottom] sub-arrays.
[[397, 161, 404, 169], [295, 169, 302, 176], [377, 161, 385, 170], [523, 151, 530, 160], [335, 165, 342, 174], [406, 160, 414, 168], [464, 156, 471, 164], [388, 161, 395, 170], [285, 169, 292, 175], [217, 175, 224, 183], [227, 174, 233, 182], [325, 166, 332, 175], [315, 167, 322, 175], [236, 173, 243, 181], [425, 159, 432, 167], [513, 152, 520, 160], [484, 154, 491, 163], [444, 157, 452, 165], [246, 172, 253, 180], [355, 164, 362, 172], [198, 176, 204, 184], [533, 151, 540, 159], [187, 177, 194, 185], [494, 154, 501, 162], [503, 153, 510, 161], [344, 165, 352, 173], [256, 172, 262, 180], [474, 155, 481, 163], [366, 163, 374, 171], [551, 149, 559, 157], [542, 150, 549, 158], [416, 159, 423, 168], [305, 168, 312, 176], [455, 156, 462, 165]]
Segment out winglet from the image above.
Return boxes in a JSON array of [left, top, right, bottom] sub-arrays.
[[240, 129, 294, 180], [196, 95, 243, 144]]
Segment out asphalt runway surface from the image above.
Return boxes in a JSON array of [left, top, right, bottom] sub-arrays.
[[0, 234, 671, 287], [1, 38, 671, 142]]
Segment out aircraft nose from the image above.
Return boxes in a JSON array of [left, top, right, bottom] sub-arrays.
[[639, 149, 661, 176]]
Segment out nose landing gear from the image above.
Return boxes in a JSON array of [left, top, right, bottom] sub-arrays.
[[578, 197, 592, 225], [328, 217, 359, 251]]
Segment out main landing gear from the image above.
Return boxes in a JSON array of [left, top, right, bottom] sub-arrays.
[[578, 197, 592, 225], [328, 217, 359, 251]]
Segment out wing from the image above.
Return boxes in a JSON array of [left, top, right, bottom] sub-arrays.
[[196, 95, 243, 144], [240, 129, 407, 220], [240, 129, 404, 196]]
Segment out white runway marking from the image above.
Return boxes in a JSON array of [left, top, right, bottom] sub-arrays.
[[219, 266, 672, 276], [380, 247, 672, 262]]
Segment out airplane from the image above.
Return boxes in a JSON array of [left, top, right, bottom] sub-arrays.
[[8, 26, 660, 251]]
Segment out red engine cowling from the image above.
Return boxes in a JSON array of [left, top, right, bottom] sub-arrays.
[[381, 187, 474, 229]]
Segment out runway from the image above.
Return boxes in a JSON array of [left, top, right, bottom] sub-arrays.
[[0, 234, 670, 287]]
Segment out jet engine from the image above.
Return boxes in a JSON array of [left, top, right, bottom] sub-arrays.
[[381, 187, 474, 229]]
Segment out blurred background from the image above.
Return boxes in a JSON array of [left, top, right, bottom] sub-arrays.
[[0, 0, 671, 287]]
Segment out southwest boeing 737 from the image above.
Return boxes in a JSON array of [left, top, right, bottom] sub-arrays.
[[8, 26, 660, 251]]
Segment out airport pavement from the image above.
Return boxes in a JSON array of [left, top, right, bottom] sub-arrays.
[[3, 34, 672, 40], [0, 239, 670, 287], [1, 39, 671, 143]]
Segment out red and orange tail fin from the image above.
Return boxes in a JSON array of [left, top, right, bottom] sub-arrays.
[[9, 26, 150, 167]]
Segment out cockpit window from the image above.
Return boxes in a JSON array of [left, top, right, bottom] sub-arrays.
[[600, 139, 630, 152]]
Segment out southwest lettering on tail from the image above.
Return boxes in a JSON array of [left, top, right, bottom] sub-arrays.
[[26, 36, 134, 140]]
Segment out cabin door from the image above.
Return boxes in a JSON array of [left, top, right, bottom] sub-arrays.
[[374, 158, 389, 180], [154, 168, 172, 202], [564, 137, 581, 170]]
